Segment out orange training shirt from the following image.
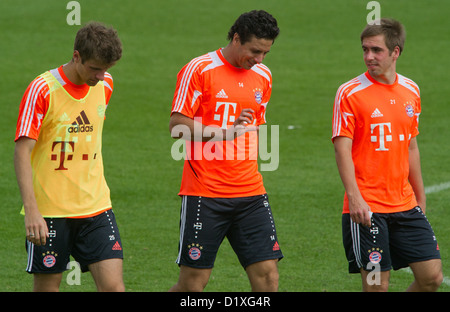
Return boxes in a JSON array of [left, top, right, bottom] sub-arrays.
[[171, 49, 272, 198], [332, 71, 421, 213]]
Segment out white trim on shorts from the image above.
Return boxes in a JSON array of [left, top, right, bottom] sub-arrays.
[[350, 219, 363, 269], [175, 195, 188, 264], [26, 240, 35, 273]]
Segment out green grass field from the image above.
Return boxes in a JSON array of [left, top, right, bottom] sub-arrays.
[[1, 0, 449, 292]]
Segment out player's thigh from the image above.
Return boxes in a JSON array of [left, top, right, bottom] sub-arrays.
[[71, 209, 124, 272], [409, 259, 443, 286], [246, 259, 279, 291], [342, 213, 392, 273], [227, 194, 283, 268], [360, 269, 390, 292], [89, 258, 125, 292], [173, 265, 212, 292], [176, 196, 232, 268], [389, 207, 441, 270], [25, 218, 72, 274], [33, 273, 63, 292]]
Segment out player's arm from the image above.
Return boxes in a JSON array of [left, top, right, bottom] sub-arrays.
[[334, 136, 371, 226], [169, 110, 257, 142], [14, 137, 48, 246], [408, 137, 426, 212]]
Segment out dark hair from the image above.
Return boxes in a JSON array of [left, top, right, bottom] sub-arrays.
[[227, 10, 280, 44], [361, 18, 406, 55], [74, 21, 122, 64]]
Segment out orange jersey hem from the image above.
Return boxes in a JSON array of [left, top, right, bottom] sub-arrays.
[[341, 197, 418, 214], [67, 207, 112, 218]]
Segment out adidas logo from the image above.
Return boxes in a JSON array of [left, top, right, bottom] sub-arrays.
[[215, 89, 228, 98], [273, 241, 280, 251], [371, 108, 383, 118], [67, 110, 93, 133], [112, 241, 122, 251]]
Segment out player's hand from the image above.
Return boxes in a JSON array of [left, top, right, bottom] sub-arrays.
[[25, 207, 49, 246], [348, 195, 372, 227], [228, 108, 259, 138]]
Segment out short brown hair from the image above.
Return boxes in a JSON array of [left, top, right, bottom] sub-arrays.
[[360, 18, 406, 55], [74, 21, 122, 64]]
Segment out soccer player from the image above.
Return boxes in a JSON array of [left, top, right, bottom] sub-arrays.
[[332, 18, 443, 291], [169, 10, 283, 292], [14, 22, 124, 292]]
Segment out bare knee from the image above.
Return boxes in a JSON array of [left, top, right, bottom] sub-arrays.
[[427, 271, 443, 291], [246, 260, 279, 292], [97, 282, 125, 292], [409, 259, 443, 292], [89, 259, 125, 292], [33, 273, 63, 292], [169, 266, 211, 292], [361, 269, 390, 292], [362, 280, 390, 292], [414, 269, 443, 292]]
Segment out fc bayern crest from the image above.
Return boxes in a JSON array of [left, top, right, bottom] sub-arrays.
[[369, 251, 382, 264], [43, 255, 56, 268], [189, 247, 201, 260], [405, 104, 414, 117], [253, 88, 263, 104], [187, 243, 203, 261], [42, 251, 58, 268]]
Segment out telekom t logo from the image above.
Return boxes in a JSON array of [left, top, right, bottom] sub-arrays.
[[51, 141, 75, 170], [370, 122, 392, 151], [214, 102, 237, 129], [51, 140, 93, 170]]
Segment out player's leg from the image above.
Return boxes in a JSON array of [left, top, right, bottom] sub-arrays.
[[171, 196, 231, 291], [407, 259, 443, 291], [71, 209, 124, 292], [169, 265, 212, 292], [246, 259, 279, 291], [89, 258, 125, 292], [33, 273, 63, 291], [360, 269, 390, 292], [25, 218, 72, 291], [389, 207, 442, 292], [228, 194, 283, 291], [342, 213, 392, 291]]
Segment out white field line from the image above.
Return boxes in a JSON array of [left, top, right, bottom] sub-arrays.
[[401, 267, 450, 287], [425, 181, 450, 194], [400, 181, 450, 287]]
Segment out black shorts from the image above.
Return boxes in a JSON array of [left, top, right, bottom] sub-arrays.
[[175, 194, 283, 269], [25, 209, 123, 273], [342, 206, 440, 273]]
